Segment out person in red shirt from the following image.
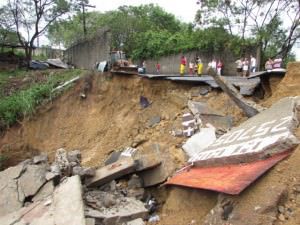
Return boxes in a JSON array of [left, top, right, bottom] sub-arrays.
[[156, 62, 161, 74], [217, 59, 223, 75], [180, 55, 186, 76]]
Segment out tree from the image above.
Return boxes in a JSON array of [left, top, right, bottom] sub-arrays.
[[0, 0, 79, 66], [195, 0, 300, 69]]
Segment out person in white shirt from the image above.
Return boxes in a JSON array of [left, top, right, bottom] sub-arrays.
[[250, 55, 256, 73]]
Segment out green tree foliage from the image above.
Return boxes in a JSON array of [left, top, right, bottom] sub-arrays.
[[0, 0, 80, 66], [48, 4, 237, 60], [195, 0, 300, 68]]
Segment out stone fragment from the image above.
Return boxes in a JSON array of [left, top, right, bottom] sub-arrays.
[[125, 218, 145, 225], [188, 101, 220, 116], [105, 151, 122, 165], [138, 144, 175, 187], [32, 181, 54, 202], [55, 148, 71, 176], [147, 116, 161, 127], [18, 164, 47, 197], [85, 197, 148, 225], [183, 127, 216, 160], [182, 113, 197, 137], [33, 154, 48, 164], [86, 157, 136, 187], [128, 174, 142, 189], [53, 175, 85, 225], [86, 218, 96, 225], [67, 150, 81, 164]]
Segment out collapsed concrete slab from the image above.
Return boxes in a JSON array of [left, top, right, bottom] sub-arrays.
[[183, 128, 216, 159], [189, 97, 300, 167], [0, 162, 47, 217], [86, 157, 136, 187], [53, 175, 85, 225], [138, 144, 175, 187], [0, 176, 85, 225], [85, 197, 148, 225]]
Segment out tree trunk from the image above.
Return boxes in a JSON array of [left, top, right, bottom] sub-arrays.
[[24, 45, 33, 69]]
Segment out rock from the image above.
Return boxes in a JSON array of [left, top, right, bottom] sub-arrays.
[[125, 218, 145, 225], [67, 150, 81, 164], [182, 127, 216, 160], [72, 166, 95, 178], [82, 167, 96, 177], [133, 152, 161, 172], [128, 174, 143, 189], [148, 215, 160, 223], [138, 144, 176, 187], [33, 181, 54, 202], [0, 164, 26, 217], [105, 151, 122, 166], [55, 148, 71, 176], [85, 197, 148, 225], [187, 101, 220, 116], [45, 172, 57, 181], [278, 205, 285, 214], [199, 86, 211, 95], [53, 175, 85, 225], [278, 214, 285, 221], [132, 135, 148, 148], [172, 129, 183, 137], [127, 188, 145, 200], [86, 218, 96, 225], [103, 193, 116, 208], [18, 164, 47, 197], [86, 157, 136, 188], [147, 116, 161, 128], [33, 154, 48, 164]]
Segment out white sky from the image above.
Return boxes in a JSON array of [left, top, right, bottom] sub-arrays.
[[88, 0, 198, 23]]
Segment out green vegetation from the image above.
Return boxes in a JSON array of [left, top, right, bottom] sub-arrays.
[[0, 69, 84, 131], [48, 4, 238, 60]]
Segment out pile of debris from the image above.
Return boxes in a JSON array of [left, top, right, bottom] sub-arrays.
[[0, 146, 170, 225], [30, 58, 69, 70]]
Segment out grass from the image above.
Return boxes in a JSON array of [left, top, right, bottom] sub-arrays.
[[0, 69, 85, 131]]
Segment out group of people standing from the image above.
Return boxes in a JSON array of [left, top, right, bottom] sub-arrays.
[[235, 55, 256, 77], [179, 56, 203, 76]]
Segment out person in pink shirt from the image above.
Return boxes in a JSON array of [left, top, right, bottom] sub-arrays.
[[217, 60, 223, 75]]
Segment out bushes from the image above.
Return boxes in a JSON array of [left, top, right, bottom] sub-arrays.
[[0, 69, 84, 131]]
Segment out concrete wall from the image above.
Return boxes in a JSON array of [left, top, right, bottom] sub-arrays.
[[64, 28, 111, 70], [140, 50, 237, 76], [32, 47, 64, 59]]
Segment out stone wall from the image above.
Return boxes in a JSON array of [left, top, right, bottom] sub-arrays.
[[140, 50, 237, 76], [64, 28, 111, 70]]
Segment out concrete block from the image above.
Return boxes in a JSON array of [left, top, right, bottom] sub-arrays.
[[53, 175, 85, 225], [190, 97, 300, 166], [86, 157, 136, 187], [85, 197, 148, 225]]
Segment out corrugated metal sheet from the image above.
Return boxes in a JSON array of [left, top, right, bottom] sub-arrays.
[[166, 151, 290, 195]]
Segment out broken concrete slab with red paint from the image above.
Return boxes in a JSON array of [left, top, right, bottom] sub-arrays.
[[86, 157, 136, 187], [166, 151, 291, 195], [189, 97, 300, 167]]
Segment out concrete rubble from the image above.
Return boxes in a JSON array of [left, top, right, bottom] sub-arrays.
[[0, 146, 171, 224], [189, 97, 300, 166]]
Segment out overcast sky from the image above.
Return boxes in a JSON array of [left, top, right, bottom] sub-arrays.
[[88, 0, 198, 23]]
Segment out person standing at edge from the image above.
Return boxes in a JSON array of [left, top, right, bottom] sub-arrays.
[[196, 56, 203, 76], [235, 57, 243, 76], [217, 59, 223, 75], [189, 61, 194, 75], [156, 62, 161, 74], [250, 55, 256, 73], [142, 60, 146, 74], [180, 55, 187, 76]]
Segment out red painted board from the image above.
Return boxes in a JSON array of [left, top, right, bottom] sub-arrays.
[[166, 151, 290, 195]]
